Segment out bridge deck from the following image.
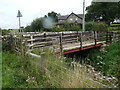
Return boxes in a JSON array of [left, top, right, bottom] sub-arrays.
[[62, 41, 106, 54]]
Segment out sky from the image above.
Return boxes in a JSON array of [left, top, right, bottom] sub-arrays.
[[0, 0, 93, 29]]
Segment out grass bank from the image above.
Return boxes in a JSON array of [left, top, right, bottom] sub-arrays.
[[2, 47, 116, 88], [88, 42, 120, 77]]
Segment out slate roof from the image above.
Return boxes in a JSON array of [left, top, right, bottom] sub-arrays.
[[58, 15, 69, 20], [58, 13, 83, 20]]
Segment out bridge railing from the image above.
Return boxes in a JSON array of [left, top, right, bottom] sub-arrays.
[[22, 31, 118, 54], [2, 31, 120, 55]]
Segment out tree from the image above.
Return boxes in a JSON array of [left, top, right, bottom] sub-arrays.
[[85, 2, 120, 25], [24, 25, 31, 32], [47, 11, 58, 22], [30, 17, 44, 32], [24, 11, 59, 32]]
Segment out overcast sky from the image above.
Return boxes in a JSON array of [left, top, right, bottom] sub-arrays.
[[0, 0, 93, 29]]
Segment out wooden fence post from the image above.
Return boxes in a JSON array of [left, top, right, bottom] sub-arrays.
[[30, 35, 33, 44], [21, 35, 27, 56], [94, 31, 97, 45], [59, 33, 63, 55], [21, 35, 24, 56], [77, 31, 79, 42], [80, 32, 82, 48], [30, 35, 33, 49], [44, 32, 46, 39]]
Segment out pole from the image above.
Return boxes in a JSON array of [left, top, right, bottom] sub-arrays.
[[17, 10, 22, 32], [19, 17, 21, 30], [82, 0, 85, 32]]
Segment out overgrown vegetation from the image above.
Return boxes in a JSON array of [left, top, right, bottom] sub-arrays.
[[65, 41, 120, 87], [71, 41, 120, 87], [108, 23, 120, 31], [63, 24, 81, 31], [88, 42, 120, 77], [1, 29, 11, 36], [85, 22, 108, 31], [51, 24, 82, 32], [2, 47, 116, 88]]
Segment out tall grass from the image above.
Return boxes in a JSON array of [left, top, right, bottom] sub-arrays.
[[87, 42, 120, 77], [2, 47, 117, 88], [82, 41, 120, 87]]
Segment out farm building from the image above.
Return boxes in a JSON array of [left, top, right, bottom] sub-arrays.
[[57, 12, 83, 27]]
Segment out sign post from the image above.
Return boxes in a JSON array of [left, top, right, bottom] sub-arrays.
[[82, 0, 85, 32], [17, 10, 22, 32]]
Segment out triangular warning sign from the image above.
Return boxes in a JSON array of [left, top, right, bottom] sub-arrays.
[[17, 10, 22, 17]]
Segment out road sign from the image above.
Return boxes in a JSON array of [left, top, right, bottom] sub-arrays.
[[17, 10, 23, 32], [17, 10, 22, 17]]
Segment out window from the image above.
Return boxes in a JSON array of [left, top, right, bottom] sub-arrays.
[[76, 18, 78, 20], [70, 18, 73, 21]]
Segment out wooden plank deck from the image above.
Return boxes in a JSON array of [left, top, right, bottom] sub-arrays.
[[62, 41, 106, 54]]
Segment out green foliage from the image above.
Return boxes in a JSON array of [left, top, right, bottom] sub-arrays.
[[2, 35, 14, 52], [24, 11, 59, 32], [47, 11, 58, 22], [2, 51, 52, 88], [108, 27, 120, 31], [24, 25, 31, 32], [86, 2, 120, 24], [110, 24, 120, 27], [85, 22, 94, 31], [85, 22, 108, 31], [30, 17, 44, 32], [51, 26, 66, 32], [63, 24, 81, 31], [88, 42, 120, 77], [108, 24, 120, 31], [1, 29, 11, 36], [51, 24, 81, 32], [2, 52, 28, 88], [3, 48, 111, 88]]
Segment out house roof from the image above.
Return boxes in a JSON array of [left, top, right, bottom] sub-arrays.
[[58, 12, 83, 20]]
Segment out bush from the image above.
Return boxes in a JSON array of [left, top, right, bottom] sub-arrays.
[[108, 24, 120, 31], [85, 22, 94, 31], [51, 26, 66, 32], [1, 29, 11, 36], [51, 24, 82, 32], [85, 22, 108, 31], [108, 27, 120, 31], [30, 17, 44, 32], [69, 25, 82, 31], [24, 25, 31, 32], [88, 42, 120, 77], [64, 24, 81, 31]]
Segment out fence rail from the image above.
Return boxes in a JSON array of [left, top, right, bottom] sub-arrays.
[[2, 31, 120, 55]]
